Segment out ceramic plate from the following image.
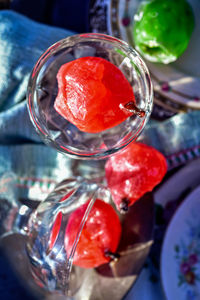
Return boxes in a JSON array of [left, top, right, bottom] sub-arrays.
[[89, 0, 200, 115], [161, 185, 200, 300], [154, 158, 200, 208], [123, 158, 200, 300], [108, 0, 200, 111]]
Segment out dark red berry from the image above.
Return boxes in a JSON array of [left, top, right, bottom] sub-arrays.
[[64, 199, 122, 268], [105, 142, 167, 211]]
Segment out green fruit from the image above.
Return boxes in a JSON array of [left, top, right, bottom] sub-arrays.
[[133, 0, 195, 64]]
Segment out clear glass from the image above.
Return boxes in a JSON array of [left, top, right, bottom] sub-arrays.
[[26, 177, 103, 296], [13, 33, 155, 298], [27, 33, 153, 159], [26, 178, 154, 298], [0, 172, 154, 299]]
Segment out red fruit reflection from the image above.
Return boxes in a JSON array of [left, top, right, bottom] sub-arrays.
[[65, 199, 122, 268]]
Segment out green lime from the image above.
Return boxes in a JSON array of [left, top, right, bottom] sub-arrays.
[[133, 0, 195, 64]]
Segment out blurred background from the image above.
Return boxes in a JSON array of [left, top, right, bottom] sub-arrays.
[[0, 0, 90, 32]]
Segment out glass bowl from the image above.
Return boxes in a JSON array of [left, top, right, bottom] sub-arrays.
[[25, 178, 154, 298], [27, 33, 153, 159]]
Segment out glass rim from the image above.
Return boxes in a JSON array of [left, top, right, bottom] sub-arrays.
[[27, 33, 153, 160]]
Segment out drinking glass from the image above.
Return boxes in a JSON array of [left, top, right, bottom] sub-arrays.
[[27, 33, 153, 159], [0, 33, 154, 299]]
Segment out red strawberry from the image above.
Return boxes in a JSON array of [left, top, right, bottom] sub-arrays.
[[54, 56, 135, 133], [64, 199, 122, 268], [105, 142, 167, 212]]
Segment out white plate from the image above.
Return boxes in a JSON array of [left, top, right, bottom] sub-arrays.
[[161, 185, 200, 300], [108, 0, 200, 111], [154, 158, 200, 208]]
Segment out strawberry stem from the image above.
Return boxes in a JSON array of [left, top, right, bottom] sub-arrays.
[[123, 101, 145, 118], [105, 250, 120, 262], [119, 198, 130, 214]]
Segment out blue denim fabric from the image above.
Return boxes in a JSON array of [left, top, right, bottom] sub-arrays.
[[0, 10, 75, 299]]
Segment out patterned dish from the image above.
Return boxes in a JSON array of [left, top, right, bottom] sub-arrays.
[[161, 185, 200, 300], [154, 158, 200, 208], [89, 0, 200, 118]]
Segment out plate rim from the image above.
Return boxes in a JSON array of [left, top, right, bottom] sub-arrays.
[[108, 0, 200, 110], [160, 184, 200, 300], [154, 158, 200, 208]]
